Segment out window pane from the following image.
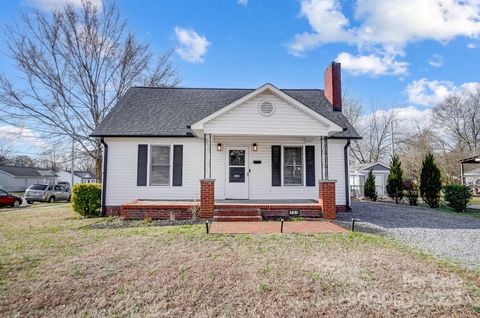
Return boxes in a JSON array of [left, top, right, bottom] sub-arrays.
[[229, 167, 245, 183], [284, 147, 302, 165], [229, 150, 245, 166], [284, 147, 303, 185], [284, 166, 303, 185], [151, 146, 170, 165], [150, 166, 170, 185]]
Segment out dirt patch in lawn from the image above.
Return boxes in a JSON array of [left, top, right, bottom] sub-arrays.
[[0, 205, 479, 317]]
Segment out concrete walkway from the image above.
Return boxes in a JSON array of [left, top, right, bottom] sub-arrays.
[[209, 221, 346, 234]]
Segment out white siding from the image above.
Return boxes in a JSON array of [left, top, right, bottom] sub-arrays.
[[0, 172, 26, 192], [104, 137, 204, 206], [0, 172, 57, 192], [204, 93, 330, 136], [105, 136, 348, 206], [327, 139, 348, 205], [212, 136, 347, 204], [57, 171, 82, 185]]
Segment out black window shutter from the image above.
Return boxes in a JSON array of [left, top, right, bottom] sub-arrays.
[[172, 145, 183, 186], [137, 144, 148, 186], [272, 145, 281, 186], [306, 146, 315, 186]]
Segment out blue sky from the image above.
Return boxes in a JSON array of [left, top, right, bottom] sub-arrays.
[[1, 0, 480, 155]]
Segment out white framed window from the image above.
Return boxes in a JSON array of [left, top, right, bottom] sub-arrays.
[[149, 145, 171, 186], [283, 146, 303, 186]]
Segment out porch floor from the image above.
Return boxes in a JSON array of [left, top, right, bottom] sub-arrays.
[[215, 199, 318, 204], [123, 199, 319, 208], [209, 221, 346, 234]]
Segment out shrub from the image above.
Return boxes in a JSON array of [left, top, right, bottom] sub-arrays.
[[364, 170, 377, 201], [189, 202, 200, 220], [403, 179, 418, 206], [71, 183, 102, 217], [387, 155, 404, 204], [444, 184, 472, 212], [420, 153, 442, 208]]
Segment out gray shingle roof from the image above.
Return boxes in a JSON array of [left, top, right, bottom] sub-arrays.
[[0, 166, 42, 177], [37, 169, 58, 177], [74, 171, 95, 179], [91, 86, 361, 139], [351, 162, 390, 172]]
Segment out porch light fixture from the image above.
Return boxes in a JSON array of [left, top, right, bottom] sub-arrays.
[[252, 143, 258, 152], [217, 143, 222, 151]]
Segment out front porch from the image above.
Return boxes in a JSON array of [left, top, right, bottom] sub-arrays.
[[119, 180, 336, 220]]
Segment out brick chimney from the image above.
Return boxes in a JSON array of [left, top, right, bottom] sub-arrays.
[[324, 62, 342, 112]]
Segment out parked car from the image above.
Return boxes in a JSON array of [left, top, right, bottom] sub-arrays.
[[58, 181, 71, 191], [25, 184, 71, 204], [0, 189, 23, 207]]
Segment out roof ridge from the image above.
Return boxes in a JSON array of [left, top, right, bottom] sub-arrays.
[[130, 86, 324, 91]]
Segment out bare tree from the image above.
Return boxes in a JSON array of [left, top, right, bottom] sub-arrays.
[[342, 84, 362, 129], [342, 87, 397, 164], [347, 107, 396, 164], [0, 145, 12, 165], [399, 124, 436, 181], [13, 155, 36, 168], [432, 88, 480, 153], [0, 1, 179, 179]]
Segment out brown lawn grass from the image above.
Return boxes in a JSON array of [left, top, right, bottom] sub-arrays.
[[0, 204, 479, 317]]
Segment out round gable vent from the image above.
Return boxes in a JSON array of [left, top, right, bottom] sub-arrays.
[[259, 100, 275, 116]]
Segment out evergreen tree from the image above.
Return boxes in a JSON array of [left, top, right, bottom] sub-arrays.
[[387, 155, 404, 204], [364, 170, 377, 201], [420, 153, 442, 208]]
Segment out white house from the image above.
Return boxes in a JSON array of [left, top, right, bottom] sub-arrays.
[[91, 62, 361, 220], [0, 166, 58, 192], [57, 170, 98, 186], [349, 162, 390, 198]]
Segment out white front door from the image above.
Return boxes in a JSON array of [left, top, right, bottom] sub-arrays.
[[225, 147, 249, 199]]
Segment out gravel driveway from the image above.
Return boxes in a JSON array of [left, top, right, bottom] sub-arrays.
[[337, 202, 480, 269]]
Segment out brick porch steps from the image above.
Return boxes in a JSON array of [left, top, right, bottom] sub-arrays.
[[213, 208, 262, 222]]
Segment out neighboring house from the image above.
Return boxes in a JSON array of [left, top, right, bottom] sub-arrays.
[[349, 162, 390, 198], [57, 171, 98, 185], [0, 166, 58, 192], [462, 167, 480, 193], [91, 62, 361, 220], [463, 167, 480, 186], [459, 155, 480, 187]]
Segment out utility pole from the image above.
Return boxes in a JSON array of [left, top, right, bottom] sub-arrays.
[[71, 138, 75, 187]]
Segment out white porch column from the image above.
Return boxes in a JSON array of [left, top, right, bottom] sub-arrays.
[[320, 136, 328, 180], [204, 133, 212, 179]]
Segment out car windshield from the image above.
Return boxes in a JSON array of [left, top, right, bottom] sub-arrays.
[[29, 184, 48, 191]]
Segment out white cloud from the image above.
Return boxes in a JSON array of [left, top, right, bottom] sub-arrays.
[[288, 0, 353, 56], [288, 0, 480, 74], [238, 0, 248, 6], [336, 52, 408, 76], [467, 43, 478, 49], [0, 126, 48, 150], [25, 0, 102, 11], [406, 78, 480, 106], [428, 54, 444, 68], [174, 27, 210, 64], [359, 106, 432, 135]]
